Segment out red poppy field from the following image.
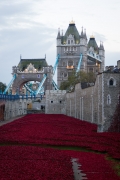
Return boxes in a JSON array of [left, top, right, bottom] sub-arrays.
[[0, 114, 120, 179]]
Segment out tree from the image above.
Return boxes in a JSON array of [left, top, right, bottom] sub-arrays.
[[0, 82, 6, 93], [60, 71, 96, 90]]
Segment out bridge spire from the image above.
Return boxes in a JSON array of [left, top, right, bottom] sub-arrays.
[[83, 28, 87, 40], [20, 54, 22, 61], [101, 41, 104, 50], [61, 29, 63, 36], [57, 28, 61, 39], [99, 41, 104, 50], [81, 26, 84, 38]]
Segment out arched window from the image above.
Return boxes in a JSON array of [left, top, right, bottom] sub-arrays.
[[109, 79, 114, 86], [61, 72, 67, 77], [107, 94, 111, 105], [107, 77, 116, 86]]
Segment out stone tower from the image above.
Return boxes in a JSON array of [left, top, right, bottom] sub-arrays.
[[57, 20, 88, 87], [99, 42, 105, 72], [57, 21, 105, 87]]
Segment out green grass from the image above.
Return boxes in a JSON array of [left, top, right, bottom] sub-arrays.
[[0, 142, 120, 177], [105, 155, 120, 176]]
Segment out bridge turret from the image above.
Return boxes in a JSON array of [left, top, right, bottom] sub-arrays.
[[12, 66, 17, 74], [83, 29, 87, 41], [80, 28, 87, 46], [80, 27, 87, 71], [57, 28, 61, 46], [99, 41, 105, 72]]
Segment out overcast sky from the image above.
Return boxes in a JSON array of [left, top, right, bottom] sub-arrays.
[[0, 0, 120, 85]]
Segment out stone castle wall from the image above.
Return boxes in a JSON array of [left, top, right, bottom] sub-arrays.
[[45, 90, 66, 114], [4, 98, 27, 120], [65, 72, 120, 131], [45, 72, 120, 131], [66, 74, 102, 124]]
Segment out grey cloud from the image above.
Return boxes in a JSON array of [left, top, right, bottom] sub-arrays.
[[0, 0, 44, 31], [0, 2, 31, 17], [87, 32, 107, 46], [0, 24, 57, 84], [105, 51, 120, 66]]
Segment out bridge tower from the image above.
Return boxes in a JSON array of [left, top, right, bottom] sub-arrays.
[[57, 21, 105, 87], [11, 57, 53, 95], [57, 20, 88, 88]]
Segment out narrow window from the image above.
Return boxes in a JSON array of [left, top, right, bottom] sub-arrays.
[[109, 79, 113, 86], [107, 94, 111, 105], [64, 72, 67, 77], [68, 40, 70, 44], [117, 94, 120, 104]]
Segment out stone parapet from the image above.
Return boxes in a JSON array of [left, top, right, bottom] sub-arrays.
[[45, 90, 66, 114]]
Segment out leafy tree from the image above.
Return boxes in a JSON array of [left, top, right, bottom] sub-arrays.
[[60, 71, 96, 90], [0, 82, 6, 93]]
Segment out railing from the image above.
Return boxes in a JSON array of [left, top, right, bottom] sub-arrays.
[[0, 94, 41, 100]]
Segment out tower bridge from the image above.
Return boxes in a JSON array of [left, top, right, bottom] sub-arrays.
[[3, 20, 105, 96], [1, 21, 120, 133], [11, 64, 53, 95]]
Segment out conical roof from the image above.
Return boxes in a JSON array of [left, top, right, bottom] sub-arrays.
[[99, 42, 104, 51], [62, 22, 80, 44], [87, 36, 99, 53], [57, 28, 61, 39]]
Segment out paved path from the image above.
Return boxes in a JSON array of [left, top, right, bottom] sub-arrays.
[[72, 158, 87, 180], [0, 115, 25, 127]]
